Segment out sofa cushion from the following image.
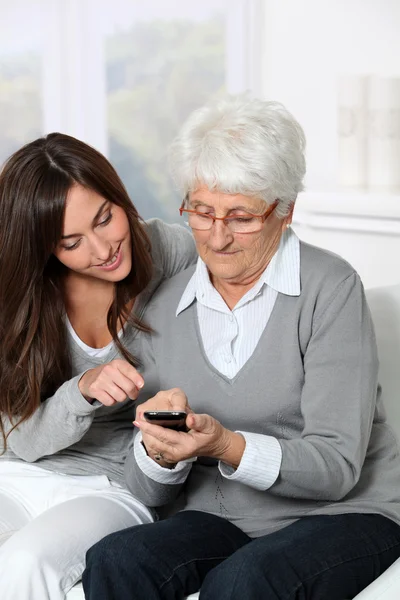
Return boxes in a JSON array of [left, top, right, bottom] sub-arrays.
[[366, 284, 400, 438], [66, 582, 199, 599]]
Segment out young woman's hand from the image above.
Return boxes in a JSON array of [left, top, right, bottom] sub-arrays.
[[78, 359, 144, 406], [137, 388, 191, 415]]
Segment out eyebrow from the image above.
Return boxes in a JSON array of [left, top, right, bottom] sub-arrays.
[[61, 200, 109, 239]]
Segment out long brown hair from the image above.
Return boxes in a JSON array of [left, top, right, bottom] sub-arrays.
[[0, 133, 153, 449]]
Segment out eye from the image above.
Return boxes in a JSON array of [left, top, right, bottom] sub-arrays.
[[196, 212, 213, 219], [62, 239, 82, 251], [98, 211, 112, 227], [230, 216, 256, 223]]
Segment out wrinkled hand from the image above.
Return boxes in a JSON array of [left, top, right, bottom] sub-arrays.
[[136, 388, 191, 467], [79, 359, 144, 406], [136, 397, 238, 468]]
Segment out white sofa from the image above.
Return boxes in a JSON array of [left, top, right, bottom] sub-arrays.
[[67, 284, 400, 600], [66, 582, 199, 599], [351, 284, 400, 600]]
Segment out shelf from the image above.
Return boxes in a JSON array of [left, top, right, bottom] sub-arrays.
[[293, 191, 400, 236], [297, 191, 400, 216]]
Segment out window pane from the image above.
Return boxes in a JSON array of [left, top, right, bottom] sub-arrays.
[[0, 1, 44, 163], [105, 0, 232, 221]]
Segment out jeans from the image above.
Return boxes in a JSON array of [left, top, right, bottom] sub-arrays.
[[83, 510, 400, 600]]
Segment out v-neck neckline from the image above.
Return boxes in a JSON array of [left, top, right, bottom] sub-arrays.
[[189, 292, 285, 386]]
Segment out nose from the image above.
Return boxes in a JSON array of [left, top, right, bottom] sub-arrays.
[[90, 234, 112, 263], [207, 219, 234, 250]]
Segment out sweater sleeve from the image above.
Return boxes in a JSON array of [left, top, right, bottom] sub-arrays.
[[269, 272, 379, 501], [1, 373, 100, 461], [123, 430, 191, 507], [147, 219, 197, 278]]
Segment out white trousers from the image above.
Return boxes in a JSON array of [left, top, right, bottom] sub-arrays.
[[0, 460, 154, 600]]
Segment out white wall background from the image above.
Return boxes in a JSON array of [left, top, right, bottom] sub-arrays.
[[259, 0, 400, 288]]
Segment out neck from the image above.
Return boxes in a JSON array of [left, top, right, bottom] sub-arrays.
[[211, 269, 264, 311], [211, 238, 281, 310], [62, 272, 135, 348], [63, 272, 115, 313]]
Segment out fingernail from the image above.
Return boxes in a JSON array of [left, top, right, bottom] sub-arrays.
[[133, 421, 141, 428], [137, 380, 144, 389]]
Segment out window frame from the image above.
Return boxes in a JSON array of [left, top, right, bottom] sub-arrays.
[[40, 0, 264, 156]]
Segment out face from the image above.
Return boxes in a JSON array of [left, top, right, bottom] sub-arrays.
[[54, 184, 132, 282], [188, 186, 292, 286]]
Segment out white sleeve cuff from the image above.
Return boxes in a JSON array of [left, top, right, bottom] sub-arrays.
[[219, 432, 282, 491], [134, 431, 195, 485]]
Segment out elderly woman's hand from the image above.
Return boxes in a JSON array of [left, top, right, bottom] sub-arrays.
[[135, 403, 246, 469]]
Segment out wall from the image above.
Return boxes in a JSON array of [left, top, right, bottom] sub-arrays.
[[260, 0, 400, 289]]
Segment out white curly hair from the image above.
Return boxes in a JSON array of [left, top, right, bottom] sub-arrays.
[[168, 95, 306, 217]]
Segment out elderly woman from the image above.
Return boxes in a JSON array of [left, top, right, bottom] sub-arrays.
[[83, 97, 400, 600]]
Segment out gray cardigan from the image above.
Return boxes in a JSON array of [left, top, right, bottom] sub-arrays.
[[125, 241, 400, 537], [0, 219, 197, 486]]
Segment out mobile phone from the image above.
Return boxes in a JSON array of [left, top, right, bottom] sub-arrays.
[[143, 410, 187, 431]]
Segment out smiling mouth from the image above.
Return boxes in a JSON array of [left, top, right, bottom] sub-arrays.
[[96, 244, 121, 267]]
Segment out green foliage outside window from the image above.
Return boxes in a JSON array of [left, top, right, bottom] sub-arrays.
[[0, 15, 226, 224], [0, 56, 41, 163], [106, 17, 226, 221]]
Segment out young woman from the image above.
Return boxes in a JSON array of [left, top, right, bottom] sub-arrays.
[[0, 132, 197, 600]]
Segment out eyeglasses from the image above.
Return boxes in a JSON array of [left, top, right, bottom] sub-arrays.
[[179, 199, 278, 234]]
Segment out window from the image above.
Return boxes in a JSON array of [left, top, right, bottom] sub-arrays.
[[0, 1, 44, 162], [106, 1, 229, 221], [0, 0, 261, 221]]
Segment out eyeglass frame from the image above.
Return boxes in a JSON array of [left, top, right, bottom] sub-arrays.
[[179, 197, 279, 233]]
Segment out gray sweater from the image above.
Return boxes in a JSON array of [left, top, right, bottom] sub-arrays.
[[125, 241, 400, 537], [0, 219, 197, 487]]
